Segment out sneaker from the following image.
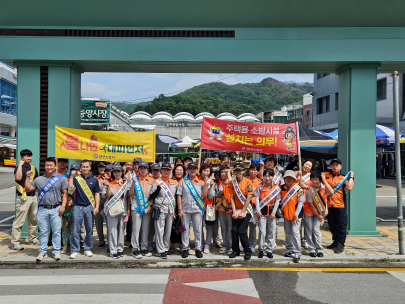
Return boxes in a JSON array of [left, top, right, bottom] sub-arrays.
[[61, 247, 68, 254], [69, 252, 79, 259], [203, 244, 210, 254], [182, 249, 189, 258], [327, 242, 337, 249], [219, 247, 227, 254], [284, 251, 293, 258], [239, 246, 244, 252], [160, 252, 168, 259], [98, 242, 105, 248], [244, 253, 251, 261], [266, 252, 273, 259], [317, 252, 324, 257], [258, 251, 264, 258], [110, 253, 119, 259], [309, 252, 317, 257], [84, 251, 93, 257], [303, 240, 309, 249], [118, 251, 124, 258], [36, 252, 47, 262], [132, 250, 142, 259], [293, 256, 301, 263], [142, 250, 152, 257], [228, 248, 233, 255], [251, 248, 256, 253], [334, 243, 344, 254], [30, 239, 40, 246], [229, 251, 240, 258], [53, 252, 61, 261], [12, 244, 24, 251], [195, 250, 203, 258]]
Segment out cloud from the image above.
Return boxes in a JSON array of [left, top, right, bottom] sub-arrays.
[[81, 82, 107, 98]]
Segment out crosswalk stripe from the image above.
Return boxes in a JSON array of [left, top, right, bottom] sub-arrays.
[[0, 274, 169, 286], [0, 294, 164, 304], [388, 271, 405, 284]]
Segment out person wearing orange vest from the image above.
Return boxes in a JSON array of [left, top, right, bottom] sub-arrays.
[[128, 161, 155, 258], [246, 163, 261, 253], [324, 159, 354, 254], [304, 171, 334, 257], [274, 170, 304, 263], [229, 163, 254, 261], [255, 169, 279, 259], [215, 165, 233, 254]]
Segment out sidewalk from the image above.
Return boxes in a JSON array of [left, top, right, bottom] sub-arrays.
[[1, 224, 404, 266]]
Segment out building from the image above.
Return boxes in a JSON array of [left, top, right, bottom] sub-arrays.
[[0, 62, 17, 137], [302, 92, 313, 128], [262, 111, 287, 124], [313, 73, 405, 132], [282, 92, 313, 127], [129, 111, 260, 139]]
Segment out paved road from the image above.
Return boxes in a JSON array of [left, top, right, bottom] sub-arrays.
[[0, 268, 404, 303]]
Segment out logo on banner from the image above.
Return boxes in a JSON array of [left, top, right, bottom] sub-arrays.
[[208, 125, 224, 140], [283, 125, 297, 151]]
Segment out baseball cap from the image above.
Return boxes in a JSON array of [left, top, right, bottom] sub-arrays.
[[188, 162, 198, 169], [138, 161, 149, 169], [233, 163, 245, 171], [283, 170, 297, 179], [106, 164, 113, 171], [97, 162, 107, 167], [112, 164, 123, 172], [151, 163, 161, 170], [330, 158, 342, 165], [161, 163, 171, 170], [70, 163, 80, 171], [133, 157, 143, 163]]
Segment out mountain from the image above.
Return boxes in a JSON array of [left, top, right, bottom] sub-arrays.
[[113, 77, 312, 116]]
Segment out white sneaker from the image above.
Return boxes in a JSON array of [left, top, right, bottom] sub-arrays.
[[219, 247, 227, 254], [70, 252, 79, 259], [53, 252, 61, 261], [30, 239, 40, 246], [228, 248, 233, 254], [251, 248, 256, 253], [203, 244, 210, 254], [36, 253, 47, 262], [304, 241, 309, 249], [84, 251, 93, 257], [240, 246, 244, 252]]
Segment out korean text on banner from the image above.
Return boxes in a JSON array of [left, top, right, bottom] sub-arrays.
[[55, 126, 156, 162], [200, 117, 299, 154]]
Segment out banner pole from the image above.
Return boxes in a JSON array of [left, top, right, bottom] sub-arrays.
[[296, 122, 302, 173], [198, 147, 202, 171]]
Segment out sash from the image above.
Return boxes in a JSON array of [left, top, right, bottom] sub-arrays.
[[16, 165, 36, 200], [273, 171, 283, 185], [301, 173, 310, 184], [75, 176, 96, 208], [216, 182, 231, 211], [58, 169, 71, 179], [280, 184, 301, 209], [156, 178, 176, 217], [134, 176, 151, 216], [104, 179, 130, 214], [308, 186, 328, 220], [34, 173, 63, 215], [183, 176, 205, 214], [231, 178, 255, 221], [258, 186, 281, 210], [327, 172, 350, 200]]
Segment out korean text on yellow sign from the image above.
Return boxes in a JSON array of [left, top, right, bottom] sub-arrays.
[[55, 126, 155, 162]]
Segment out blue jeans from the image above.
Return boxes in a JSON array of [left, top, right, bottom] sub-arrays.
[[37, 206, 62, 254], [71, 205, 94, 252]]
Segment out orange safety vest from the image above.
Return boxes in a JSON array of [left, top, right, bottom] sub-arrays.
[[324, 172, 348, 208], [305, 187, 328, 216], [279, 183, 303, 221], [216, 180, 232, 213], [247, 176, 262, 206], [258, 184, 277, 215]]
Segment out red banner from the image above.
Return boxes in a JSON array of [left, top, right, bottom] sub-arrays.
[[200, 117, 299, 154]]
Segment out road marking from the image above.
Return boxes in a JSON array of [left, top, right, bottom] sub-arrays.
[[388, 271, 405, 283], [0, 215, 15, 224], [376, 196, 405, 199], [0, 224, 12, 226], [0, 202, 14, 204], [184, 278, 260, 298], [0, 274, 169, 286], [0, 294, 164, 304], [226, 268, 405, 272]]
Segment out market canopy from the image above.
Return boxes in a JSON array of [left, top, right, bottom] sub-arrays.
[[327, 125, 405, 143]]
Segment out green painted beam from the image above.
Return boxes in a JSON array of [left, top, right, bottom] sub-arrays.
[[1, 0, 405, 28], [338, 65, 380, 236], [15, 65, 41, 238]]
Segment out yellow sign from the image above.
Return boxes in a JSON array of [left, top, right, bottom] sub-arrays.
[[55, 126, 155, 162], [4, 159, 16, 166]]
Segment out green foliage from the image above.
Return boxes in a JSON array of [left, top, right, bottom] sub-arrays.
[[283, 81, 314, 92], [118, 76, 312, 116]]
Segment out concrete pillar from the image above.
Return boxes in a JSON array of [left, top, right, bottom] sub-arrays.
[[10, 126, 16, 137], [14, 62, 82, 238], [337, 64, 381, 236]]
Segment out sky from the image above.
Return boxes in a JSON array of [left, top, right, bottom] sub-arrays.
[[81, 73, 314, 103]]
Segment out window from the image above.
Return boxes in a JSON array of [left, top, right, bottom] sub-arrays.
[[306, 110, 310, 116], [316, 73, 330, 80], [317, 98, 323, 114], [377, 78, 387, 101], [335, 93, 339, 111], [326, 96, 330, 113]]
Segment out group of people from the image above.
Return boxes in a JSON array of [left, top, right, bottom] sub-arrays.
[[11, 150, 354, 263]]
